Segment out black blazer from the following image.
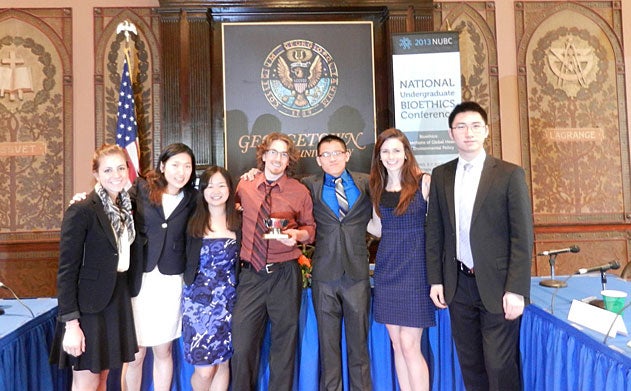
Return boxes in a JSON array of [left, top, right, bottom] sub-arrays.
[[129, 178, 196, 296], [56, 191, 130, 321], [426, 156, 534, 314], [184, 231, 242, 286], [302, 172, 372, 281]]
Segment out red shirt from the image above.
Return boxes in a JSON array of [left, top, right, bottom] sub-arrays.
[[236, 173, 316, 263]]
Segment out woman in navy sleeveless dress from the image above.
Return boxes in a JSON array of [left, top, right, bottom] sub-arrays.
[[368, 128, 435, 391], [373, 182, 434, 328], [183, 166, 241, 390]]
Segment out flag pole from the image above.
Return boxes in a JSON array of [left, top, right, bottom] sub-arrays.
[[116, 20, 138, 79], [115, 20, 141, 183]]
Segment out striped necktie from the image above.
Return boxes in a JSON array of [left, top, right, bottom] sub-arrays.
[[251, 184, 273, 271], [335, 177, 349, 220]]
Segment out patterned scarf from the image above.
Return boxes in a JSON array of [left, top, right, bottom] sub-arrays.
[[95, 183, 136, 246]]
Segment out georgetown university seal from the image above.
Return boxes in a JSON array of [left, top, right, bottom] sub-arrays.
[[261, 39, 338, 118]]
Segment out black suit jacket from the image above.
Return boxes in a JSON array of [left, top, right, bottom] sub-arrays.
[[129, 178, 196, 296], [426, 155, 534, 314], [56, 191, 131, 321], [302, 171, 372, 281]]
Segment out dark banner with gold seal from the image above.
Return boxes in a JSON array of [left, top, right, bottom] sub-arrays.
[[223, 21, 376, 178]]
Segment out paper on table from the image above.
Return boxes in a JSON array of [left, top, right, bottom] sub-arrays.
[[568, 299, 628, 338]]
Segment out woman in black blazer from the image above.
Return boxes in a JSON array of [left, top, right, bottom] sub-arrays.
[[50, 144, 137, 390], [122, 143, 197, 391]]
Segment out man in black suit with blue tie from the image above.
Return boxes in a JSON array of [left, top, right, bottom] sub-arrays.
[[426, 102, 534, 391], [302, 134, 373, 391]]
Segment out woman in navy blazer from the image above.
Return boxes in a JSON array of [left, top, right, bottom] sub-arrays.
[[50, 144, 138, 390], [122, 143, 197, 391]]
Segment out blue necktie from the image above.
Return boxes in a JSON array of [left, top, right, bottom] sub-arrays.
[[334, 177, 349, 220]]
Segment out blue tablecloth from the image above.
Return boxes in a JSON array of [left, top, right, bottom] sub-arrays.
[[0, 290, 478, 391], [523, 275, 631, 391], [0, 297, 69, 391], [16, 279, 631, 391], [109, 288, 465, 391]]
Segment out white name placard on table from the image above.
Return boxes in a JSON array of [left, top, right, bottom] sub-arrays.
[[568, 299, 628, 337]]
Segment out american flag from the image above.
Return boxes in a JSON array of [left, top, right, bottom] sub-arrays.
[[115, 53, 140, 182]]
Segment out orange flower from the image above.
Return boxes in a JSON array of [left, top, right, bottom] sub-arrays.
[[298, 244, 314, 288], [298, 254, 312, 268]]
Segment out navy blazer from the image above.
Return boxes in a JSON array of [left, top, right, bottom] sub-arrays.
[[56, 191, 130, 321], [426, 155, 534, 314], [302, 171, 373, 281], [129, 178, 196, 296]]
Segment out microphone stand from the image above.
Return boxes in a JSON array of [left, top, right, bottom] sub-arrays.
[[588, 270, 610, 309], [539, 254, 568, 288], [600, 269, 609, 291]]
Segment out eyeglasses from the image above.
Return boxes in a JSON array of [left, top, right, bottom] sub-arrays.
[[451, 123, 487, 133], [318, 151, 347, 159], [266, 149, 289, 159]]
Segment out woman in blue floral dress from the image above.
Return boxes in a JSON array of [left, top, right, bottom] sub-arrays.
[[183, 166, 241, 390]]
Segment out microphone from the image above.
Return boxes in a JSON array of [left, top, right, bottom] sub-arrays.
[[538, 245, 580, 256], [0, 281, 35, 318], [576, 261, 621, 275], [539, 247, 580, 288]]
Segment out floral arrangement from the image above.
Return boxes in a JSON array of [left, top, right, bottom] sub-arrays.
[[298, 244, 314, 288]]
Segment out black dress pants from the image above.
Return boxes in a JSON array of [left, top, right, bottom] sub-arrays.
[[230, 261, 301, 391], [448, 271, 522, 391], [311, 275, 372, 391]]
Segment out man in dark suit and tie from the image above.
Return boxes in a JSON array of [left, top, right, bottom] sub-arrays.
[[302, 134, 373, 391], [426, 101, 534, 391]]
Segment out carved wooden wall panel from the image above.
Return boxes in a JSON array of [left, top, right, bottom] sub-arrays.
[[0, 9, 72, 242], [434, 1, 501, 158], [0, 241, 58, 298], [94, 8, 162, 174], [0, 9, 71, 297], [516, 1, 630, 274], [516, 2, 628, 226]]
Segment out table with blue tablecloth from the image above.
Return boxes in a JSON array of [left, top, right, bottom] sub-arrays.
[[523, 275, 631, 391], [19, 277, 631, 391], [0, 297, 70, 391]]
